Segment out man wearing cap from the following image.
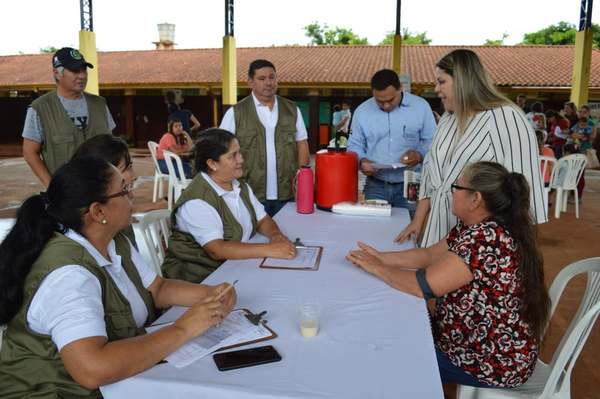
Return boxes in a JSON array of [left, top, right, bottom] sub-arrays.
[[22, 47, 115, 187], [219, 59, 310, 217]]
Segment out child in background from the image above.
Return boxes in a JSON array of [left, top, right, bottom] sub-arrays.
[[536, 130, 554, 187], [570, 116, 593, 152]]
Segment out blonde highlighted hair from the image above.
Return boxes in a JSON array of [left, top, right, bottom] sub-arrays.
[[436, 49, 512, 134]]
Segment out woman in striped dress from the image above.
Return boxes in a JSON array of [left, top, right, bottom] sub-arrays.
[[396, 49, 547, 248]]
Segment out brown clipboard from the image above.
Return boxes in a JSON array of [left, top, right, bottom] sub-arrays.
[[259, 246, 323, 271], [214, 308, 278, 352]]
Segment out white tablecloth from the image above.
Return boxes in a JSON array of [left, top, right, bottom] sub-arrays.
[[101, 205, 443, 398]]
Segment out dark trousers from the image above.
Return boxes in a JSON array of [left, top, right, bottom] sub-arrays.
[[261, 200, 288, 217]]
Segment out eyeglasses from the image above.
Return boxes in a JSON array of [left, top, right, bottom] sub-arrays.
[[450, 183, 476, 193], [104, 182, 134, 200]]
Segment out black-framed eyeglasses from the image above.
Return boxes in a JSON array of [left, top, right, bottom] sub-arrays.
[[104, 182, 134, 200], [450, 183, 476, 193]]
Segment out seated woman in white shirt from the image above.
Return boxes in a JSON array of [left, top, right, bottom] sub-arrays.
[[0, 156, 236, 398], [162, 128, 296, 282]]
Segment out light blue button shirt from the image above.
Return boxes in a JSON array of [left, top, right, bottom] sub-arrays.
[[347, 92, 436, 182]]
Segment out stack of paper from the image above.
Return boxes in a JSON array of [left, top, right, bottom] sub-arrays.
[[146, 308, 272, 368], [331, 200, 392, 217]]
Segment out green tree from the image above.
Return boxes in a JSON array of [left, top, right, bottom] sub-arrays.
[[39, 46, 59, 53], [304, 22, 368, 45], [484, 33, 509, 46], [380, 28, 431, 45], [521, 21, 600, 48]]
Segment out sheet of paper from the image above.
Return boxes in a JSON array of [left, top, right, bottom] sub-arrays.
[[146, 309, 272, 368], [371, 162, 407, 170], [262, 246, 320, 269]]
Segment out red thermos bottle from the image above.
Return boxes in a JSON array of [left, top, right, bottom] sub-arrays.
[[295, 166, 314, 214]]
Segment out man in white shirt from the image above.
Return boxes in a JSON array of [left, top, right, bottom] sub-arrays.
[[219, 59, 310, 216]]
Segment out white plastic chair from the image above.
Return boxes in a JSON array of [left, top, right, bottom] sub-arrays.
[[403, 170, 421, 202], [163, 150, 192, 210], [457, 257, 600, 399], [549, 154, 587, 219], [138, 209, 172, 276], [147, 141, 169, 203]]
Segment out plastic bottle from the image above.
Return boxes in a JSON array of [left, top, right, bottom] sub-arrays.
[[296, 166, 314, 214]]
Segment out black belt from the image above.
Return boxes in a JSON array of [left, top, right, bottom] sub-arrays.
[[369, 176, 403, 185]]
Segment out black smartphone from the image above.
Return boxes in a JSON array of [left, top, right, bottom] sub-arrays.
[[213, 345, 282, 371]]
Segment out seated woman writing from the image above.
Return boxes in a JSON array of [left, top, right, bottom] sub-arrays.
[[162, 128, 296, 282], [347, 161, 549, 389], [157, 117, 193, 179], [0, 157, 236, 398]]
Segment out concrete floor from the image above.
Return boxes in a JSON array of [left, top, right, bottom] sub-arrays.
[[0, 153, 599, 398]]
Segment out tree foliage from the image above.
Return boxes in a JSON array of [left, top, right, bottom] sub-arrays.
[[484, 33, 509, 46], [304, 22, 369, 45], [380, 28, 431, 45], [521, 21, 600, 48], [39, 46, 59, 54]]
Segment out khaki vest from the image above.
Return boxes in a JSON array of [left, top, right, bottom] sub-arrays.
[[234, 95, 299, 201], [162, 174, 258, 282], [0, 233, 156, 399], [31, 91, 110, 174]]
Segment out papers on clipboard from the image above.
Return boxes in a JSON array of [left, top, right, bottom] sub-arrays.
[[146, 308, 276, 368], [260, 246, 323, 271]]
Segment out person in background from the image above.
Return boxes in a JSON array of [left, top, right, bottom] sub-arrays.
[[219, 59, 310, 217], [348, 162, 549, 390], [563, 101, 579, 128], [165, 90, 201, 136], [157, 117, 194, 179], [22, 47, 115, 187], [545, 110, 570, 159], [516, 93, 530, 113], [396, 49, 547, 248], [347, 69, 436, 213], [162, 129, 296, 283], [526, 101, 547, 133], [570, 116, 593, 152], [536, 130, 555, 188], [0, 156, 235, 398]]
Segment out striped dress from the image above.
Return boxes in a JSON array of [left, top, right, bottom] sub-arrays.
[[419, 104, 548, 248]]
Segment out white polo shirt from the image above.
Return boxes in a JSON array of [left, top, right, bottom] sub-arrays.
[[27, 230, 157, 351], [176, 172, 267, 246], [219, 93, 308, 200]]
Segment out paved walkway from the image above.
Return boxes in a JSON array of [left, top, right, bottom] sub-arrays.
[[1, 154, 599, 398]]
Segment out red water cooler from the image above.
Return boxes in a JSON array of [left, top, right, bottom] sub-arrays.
[[315, 149, 358, 210]]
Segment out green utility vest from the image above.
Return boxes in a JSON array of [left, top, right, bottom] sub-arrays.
[[31, 90, 110, 174], [234, 95, 299, 201], [0, 233, 157, 399], [162, 174, 258, 282]]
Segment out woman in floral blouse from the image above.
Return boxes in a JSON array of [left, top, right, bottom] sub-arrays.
[[347, 161, 550, 388]]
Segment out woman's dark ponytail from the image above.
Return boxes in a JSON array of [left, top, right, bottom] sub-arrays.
[[0, 157, 114, 324], [0, 194, 59, 323], [465, 162, 550, 341]]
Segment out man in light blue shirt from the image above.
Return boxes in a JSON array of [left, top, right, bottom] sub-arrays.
[[348, 69, 436, 213]]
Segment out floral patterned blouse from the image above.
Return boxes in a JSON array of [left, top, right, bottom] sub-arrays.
[[432, 220, 538, 387]]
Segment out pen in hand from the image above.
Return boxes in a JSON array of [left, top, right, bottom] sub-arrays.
[[216, 279, 238, 301]]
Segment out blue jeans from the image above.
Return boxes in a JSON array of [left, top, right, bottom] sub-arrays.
[[261, 200, 288, 217], [364, 177, 416, 216], [436, 349, 494, 388], [158, 158, 193, 179]]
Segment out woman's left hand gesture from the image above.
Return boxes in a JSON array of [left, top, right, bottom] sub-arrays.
[[346, 242, 385, 276]]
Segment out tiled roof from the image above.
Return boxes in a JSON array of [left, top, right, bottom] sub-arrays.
[[1, 45, 599, 89]]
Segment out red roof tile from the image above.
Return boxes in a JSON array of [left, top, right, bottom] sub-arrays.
[[0, 45, 598, 89]]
